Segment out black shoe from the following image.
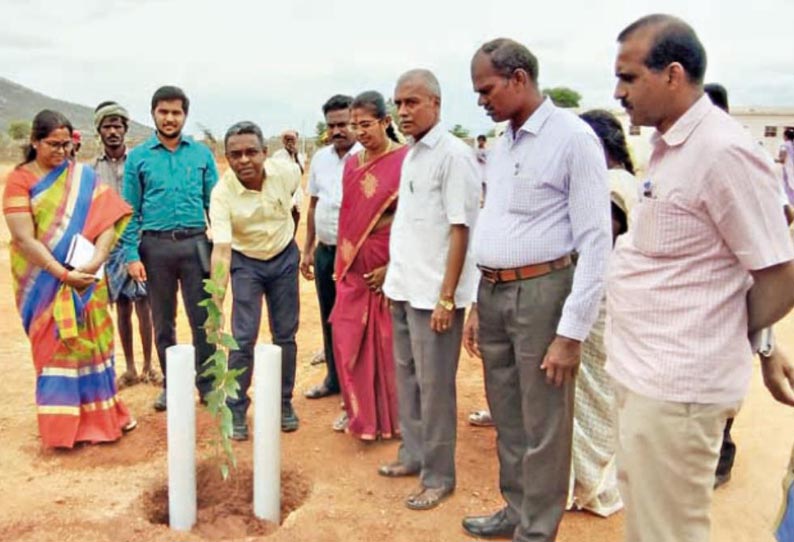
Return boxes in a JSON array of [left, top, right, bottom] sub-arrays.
[[462, 507, 517, 538], [281, 403, 299, 432], [231, 411, 249, 441], [304, 382, 339, 399], [153, 390, 167, 412]]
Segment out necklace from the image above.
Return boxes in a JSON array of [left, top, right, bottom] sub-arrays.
[[362, 140, 393, 164]]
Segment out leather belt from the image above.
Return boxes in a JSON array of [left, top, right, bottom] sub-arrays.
[[479, 255, 573, 284], [142, 228, 206, 241]]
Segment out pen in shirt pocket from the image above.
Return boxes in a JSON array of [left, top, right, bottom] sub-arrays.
[[641, 178, 654, 198]]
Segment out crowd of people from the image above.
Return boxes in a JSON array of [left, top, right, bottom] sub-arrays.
[[3, 12, 794, 542]]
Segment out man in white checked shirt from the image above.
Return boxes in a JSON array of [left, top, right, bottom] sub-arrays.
[[462, 38, 611, 542]]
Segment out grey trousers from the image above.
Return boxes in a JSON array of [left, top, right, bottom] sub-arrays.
[[478, 266, 575, 542], [392, 301, 463, 490]]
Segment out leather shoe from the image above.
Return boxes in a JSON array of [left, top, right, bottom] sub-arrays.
[[462, 507, 517, 538], [304, 383, 339, 399], [153, 390, 167, 412], [377, 461, 419, 477]]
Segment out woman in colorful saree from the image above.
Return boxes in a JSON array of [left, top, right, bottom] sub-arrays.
[[567, 109, 637, 517], [330, 91, 408, 440], [2, 109, 135, 449]]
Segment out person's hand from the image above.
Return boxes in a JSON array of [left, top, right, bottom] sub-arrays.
[[462, 306, 481, 358], [540, 336, 581, 387], [363, 265, 387, 293], [431, 302, 454, 334], [300, 250, 315, 281], [761, 349, 794, 407], [64, 269, 97, 291], [128, 261, 147, 282], [76, 258, 102, 277]]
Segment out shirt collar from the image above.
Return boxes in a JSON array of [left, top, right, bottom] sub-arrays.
[[652, 93, 712, 148], [412, 121, 444, 149], [506, 97, 555, 143], [147, 132, 192, 150], [97, 148, 127, 162]]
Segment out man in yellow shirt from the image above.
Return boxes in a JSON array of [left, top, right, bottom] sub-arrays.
[[209, 121, 302, 439]]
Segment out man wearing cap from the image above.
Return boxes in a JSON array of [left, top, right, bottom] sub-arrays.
[[94, 101, 154, 386]]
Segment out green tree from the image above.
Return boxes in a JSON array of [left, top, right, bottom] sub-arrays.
[[315, 120, 328, 146], [449, 124, 470, 139], [8, 120, 31, 140], [542, 87, 582, 108]]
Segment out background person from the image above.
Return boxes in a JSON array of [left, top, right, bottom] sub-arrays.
[[93, 101, 154, 387]]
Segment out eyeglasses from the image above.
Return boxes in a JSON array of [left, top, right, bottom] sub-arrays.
[[350, 120, 381, 131], [41, 139, 73, 151]]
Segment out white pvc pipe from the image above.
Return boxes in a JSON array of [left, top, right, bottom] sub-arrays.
[[253, 343, 282, 523], [166, 344, 197, 531]]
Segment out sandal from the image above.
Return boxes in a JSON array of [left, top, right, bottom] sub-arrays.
[[122, 419, 138, 433], [468, 409, 494, 427], [332, 411, 349, 432], [116, 372, 139, 389], [405, 486, 454, 510]]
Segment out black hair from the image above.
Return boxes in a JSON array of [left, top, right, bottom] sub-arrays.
[[477, 134, 487, 142], [476, 38, 539, 83], [322, 94, 354, 116], [351, 90, 400, 143], [580, 109, 635, 175], [20, 109, 73, 166], [224, 121, 265, 148], [704, 83, 729, 112], [618, 14, 707, 84], [784, 128, 794, 141], [151, 85, 190, 114]]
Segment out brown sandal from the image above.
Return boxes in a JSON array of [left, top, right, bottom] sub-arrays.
[[405, 486, 454, 510]]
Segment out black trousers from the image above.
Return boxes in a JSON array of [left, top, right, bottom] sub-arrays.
[[226, 244, 300, 415], [139, 232, 214, 394], [314, 243, 340, 392]]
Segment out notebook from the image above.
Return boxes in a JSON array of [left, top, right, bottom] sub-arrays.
[[65, 233, 105, 280]]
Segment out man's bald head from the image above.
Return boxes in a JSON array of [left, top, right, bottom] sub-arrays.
[[396, 69, 441, 102]]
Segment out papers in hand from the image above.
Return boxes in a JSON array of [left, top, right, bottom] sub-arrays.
[[65, 233, 104, 280]]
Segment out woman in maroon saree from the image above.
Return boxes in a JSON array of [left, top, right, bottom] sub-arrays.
[[330, 91, 408, 440]]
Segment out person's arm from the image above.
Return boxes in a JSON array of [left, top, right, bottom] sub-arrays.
[[430, 148, 480, 332], [776, 147, 787, 164], [120, 153, 147, 280], [203, 151, 219, 214], [431, 225, 469, 332], [541, 132, 612, 387], [301, 196, 319, 280], [5, 212, 95, 289], [207, 181, 232, 305], [747, 262, 794, 333]]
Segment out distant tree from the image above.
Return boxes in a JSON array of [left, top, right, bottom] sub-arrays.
[[315, 120, 328, 146], [486, 128, 496, 138], [8, 120, 31, 140], [449, 124, 470, 139], [196, 123, 219, 155], [542, 87, 582, 108]]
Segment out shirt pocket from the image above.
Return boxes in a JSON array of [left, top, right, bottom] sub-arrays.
[[630, 197, 704, 257], [507, 169, 554, 216]]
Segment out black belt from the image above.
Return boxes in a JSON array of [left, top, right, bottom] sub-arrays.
[[317, 242, 336, 249], [142, 228, 206, 241]]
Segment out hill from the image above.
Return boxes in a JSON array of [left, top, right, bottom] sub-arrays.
[[0, 77, 151, 142]]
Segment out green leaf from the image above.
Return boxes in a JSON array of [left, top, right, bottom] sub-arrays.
[[227, 367, 247, 379], [223, 375, 241, 399], [197, 298, 211, 307], [220, 405, 233, 435], [220, 463, 229, 481], [219, 333, 239, 350]]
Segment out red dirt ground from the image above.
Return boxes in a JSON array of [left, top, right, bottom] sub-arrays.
[[0, 164, 792, 542]]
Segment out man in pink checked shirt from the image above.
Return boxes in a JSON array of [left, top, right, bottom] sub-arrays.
[[607, 14, 794, 542]]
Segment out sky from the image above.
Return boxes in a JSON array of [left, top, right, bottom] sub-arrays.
[[2, 0, 793, 138]]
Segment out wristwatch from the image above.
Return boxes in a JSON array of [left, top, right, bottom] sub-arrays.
[[437, 298, 455, 311], [750, 327, 775, 358]]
